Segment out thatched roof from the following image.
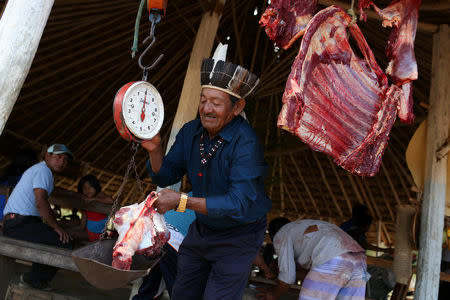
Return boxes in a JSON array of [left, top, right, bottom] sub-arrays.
[[1, 0, 447, 244]]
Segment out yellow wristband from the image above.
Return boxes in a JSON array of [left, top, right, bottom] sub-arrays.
[[176, 193, 188, 213]]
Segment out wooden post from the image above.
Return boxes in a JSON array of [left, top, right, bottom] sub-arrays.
[[377, 220, 382, 257], [166, 0, 227, 151], [160, 0, 227, 192], [416, 25, 450, 300], [0, 0, 54, 134]]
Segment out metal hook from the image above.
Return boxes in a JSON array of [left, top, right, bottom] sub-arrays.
[[138, 35, 164, 72]]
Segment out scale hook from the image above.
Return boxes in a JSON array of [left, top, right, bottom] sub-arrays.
[[138, 35, 164, 72]]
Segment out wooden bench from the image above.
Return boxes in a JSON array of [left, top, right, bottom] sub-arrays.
[[0, 234, 77, 299], [366, 256, 450, 282], [49, 194, 113, 215]]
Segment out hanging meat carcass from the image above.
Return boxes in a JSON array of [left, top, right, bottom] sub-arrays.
[[277, 5, 404, 176], [359, 0, 421, 123], [259, 0, 318, 49], [112, 191, 170, 270]]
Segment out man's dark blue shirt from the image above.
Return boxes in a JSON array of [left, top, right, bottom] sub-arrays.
[[149, 116, 272, 230]]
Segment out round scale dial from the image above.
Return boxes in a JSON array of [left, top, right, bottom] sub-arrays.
[[113, 81, 164, 141]]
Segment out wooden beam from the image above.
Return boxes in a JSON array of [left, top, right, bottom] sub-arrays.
[[230, 0, 243, 65], [305, 156, 332, 216], [386, 148, 414, 197], [165, 0, 227, 153], [284, 163, 309, 214], [0, 0, 54, 134], [0, 236, 77, 272], [375, 175, 396, 222], [160, 0, 226, 193], [49, 195, 111, 215], [381, 163, 402, 206], [289, 154, 321, 215], [281, 183, 298, 214], [269, 157, 277, 200], [358, 178, 382, 221], [264, 97, 274, 146], [416, 25, 450, 300], [279, 156, 285, 213], [312, 152, 343, 218], [366, 256, 450, 282], [381, 218, 392, 246], [327, 157, 352, 214], [354, 177, 378, 219], [377, 220, 382, 257]]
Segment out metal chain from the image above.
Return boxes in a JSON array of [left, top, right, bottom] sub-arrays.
[[132, 149, 145, 198], [99, 142, 142, 240]]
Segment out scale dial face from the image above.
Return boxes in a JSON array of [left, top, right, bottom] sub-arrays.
[[121, 81, 164, 140]]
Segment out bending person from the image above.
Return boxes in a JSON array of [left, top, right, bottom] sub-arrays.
[[257, 217, 369, 300]]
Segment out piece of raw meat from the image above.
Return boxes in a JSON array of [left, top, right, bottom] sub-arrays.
[[359, 0, 421, 123], [278, 5, 404, 176], [259, 0, 317, 49], [112, 191, 170, 270]]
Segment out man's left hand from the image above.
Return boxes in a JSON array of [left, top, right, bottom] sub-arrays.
[[153, 189, 181, 214]]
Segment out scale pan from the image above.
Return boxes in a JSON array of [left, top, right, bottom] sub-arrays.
[[71, 239, 161, 290]]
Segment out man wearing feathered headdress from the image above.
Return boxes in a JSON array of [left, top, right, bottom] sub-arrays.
[[141, 43, 272, 299]]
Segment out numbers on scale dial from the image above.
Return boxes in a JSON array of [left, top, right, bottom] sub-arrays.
[[123, 83, 161, 138]]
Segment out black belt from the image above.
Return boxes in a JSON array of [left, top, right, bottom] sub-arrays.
[[3, 213, 41, 222]]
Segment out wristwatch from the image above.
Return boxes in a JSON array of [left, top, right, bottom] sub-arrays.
[[176, 193, 188, 212]]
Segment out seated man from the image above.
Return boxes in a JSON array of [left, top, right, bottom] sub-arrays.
[[2, 144, 74, 290], [257, 217, 369, 300]]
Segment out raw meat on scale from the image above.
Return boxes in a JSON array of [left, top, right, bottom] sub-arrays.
[[112, 191, 170, 270], [275, 5, 404, 177]]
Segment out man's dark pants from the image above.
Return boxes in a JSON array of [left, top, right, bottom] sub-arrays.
[[171, 216, 266, 300], [2, 215, 73, 285]]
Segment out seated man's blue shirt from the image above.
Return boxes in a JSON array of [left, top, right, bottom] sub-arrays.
[[149, 116, 272, 230], [3, 161, 53, 217]]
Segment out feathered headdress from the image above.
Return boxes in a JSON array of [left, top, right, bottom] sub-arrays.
[[201, 43, 260, 99]]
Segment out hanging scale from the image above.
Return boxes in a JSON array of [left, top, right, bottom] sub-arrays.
[[107, 0, 168, 235], [113, 0, 167, 143]]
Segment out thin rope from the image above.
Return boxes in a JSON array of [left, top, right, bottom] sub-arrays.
[[347, 0, 357, 27], [131, 0, 147, 58]]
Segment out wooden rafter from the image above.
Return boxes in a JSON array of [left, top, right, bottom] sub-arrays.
[[282, 182, 298, 214], [381, 164, 402, 206], [312, 152, 343, 218], [374, 176, 396, 222], [327, 157, 352, 214], [283, 163, 307, 214], [289, 153, 321, 215]]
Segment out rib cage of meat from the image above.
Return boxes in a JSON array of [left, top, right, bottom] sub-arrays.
[[112, 191, 170, 270], [259, 0, 317, 50], [359, 0, 421, 123], [277, 5, 404, 177]]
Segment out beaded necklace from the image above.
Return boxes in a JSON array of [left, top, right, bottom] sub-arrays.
[[199, 132, 224, 168]]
